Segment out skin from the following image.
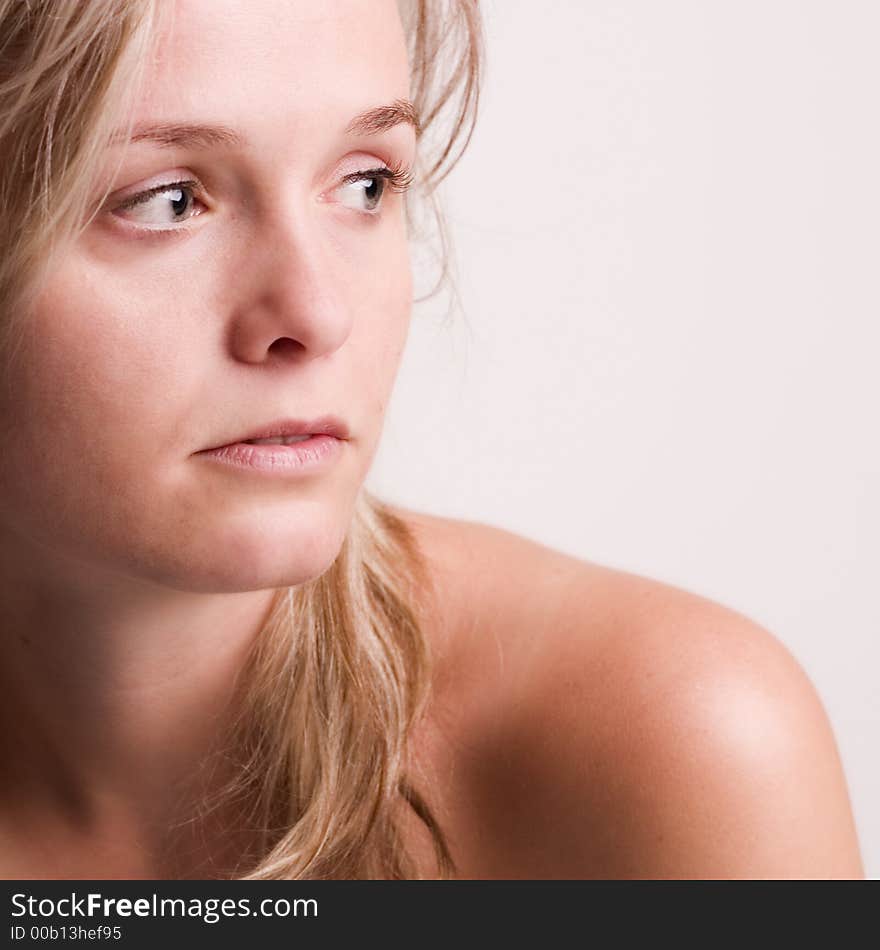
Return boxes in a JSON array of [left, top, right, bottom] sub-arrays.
[[400, 511, 866, 879], [0, 0, 865, 879]]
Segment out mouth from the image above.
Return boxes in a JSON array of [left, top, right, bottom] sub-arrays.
[[240, 434, 313, 446], [201, 415, 350, 452]]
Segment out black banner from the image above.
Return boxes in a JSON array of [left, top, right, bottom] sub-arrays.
[[1, 880, 873, 947]]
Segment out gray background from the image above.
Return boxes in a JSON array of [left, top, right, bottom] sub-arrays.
[[367, 0, 879, 877]]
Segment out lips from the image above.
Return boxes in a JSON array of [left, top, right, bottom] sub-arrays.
[[202, 415, 350, 451]]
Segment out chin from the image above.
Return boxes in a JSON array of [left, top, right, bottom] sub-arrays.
[[134, 503, 352, 594]]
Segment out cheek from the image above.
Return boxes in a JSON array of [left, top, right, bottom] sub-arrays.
[[0, 264, 199, 548], [355, 239, 413, 414], [380, 259, 413, 376], [5, 265, 196, 451]]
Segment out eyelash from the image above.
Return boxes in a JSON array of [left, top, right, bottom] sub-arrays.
[[339, 158, 414, 197], [111, 158, 414, 236]]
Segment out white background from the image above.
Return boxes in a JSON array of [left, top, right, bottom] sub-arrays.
[[367, 0, 879, 877]]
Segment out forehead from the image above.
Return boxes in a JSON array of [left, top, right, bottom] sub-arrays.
[[135, 0, 410, 135]]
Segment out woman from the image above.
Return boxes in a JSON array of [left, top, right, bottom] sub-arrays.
[[0, 0, 864, 880]]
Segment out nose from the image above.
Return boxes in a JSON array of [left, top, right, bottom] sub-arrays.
[[227, 209, 353, 365]]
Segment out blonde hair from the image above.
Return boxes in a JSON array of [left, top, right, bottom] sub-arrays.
[[0, 0, 483, 878]]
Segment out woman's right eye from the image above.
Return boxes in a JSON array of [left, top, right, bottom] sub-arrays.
[[111, 180, 205, 231]]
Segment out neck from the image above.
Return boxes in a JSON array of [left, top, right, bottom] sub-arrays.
[[0, 530, 280, 877]]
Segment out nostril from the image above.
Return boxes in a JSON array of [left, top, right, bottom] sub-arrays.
[[268, 337, 302, 356]]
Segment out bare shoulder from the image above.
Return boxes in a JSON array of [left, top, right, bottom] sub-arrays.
[[391, 506, 865, 879]]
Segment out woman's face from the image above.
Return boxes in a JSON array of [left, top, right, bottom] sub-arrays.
[[0, 0, 416, 592]]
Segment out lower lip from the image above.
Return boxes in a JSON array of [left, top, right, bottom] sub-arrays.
[[196, 435, 344, 474]]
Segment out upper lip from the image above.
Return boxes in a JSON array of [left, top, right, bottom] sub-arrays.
[[202, 415, 351, 450]]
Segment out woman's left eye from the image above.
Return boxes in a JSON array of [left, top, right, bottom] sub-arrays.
[[335, 165, 414, 215]]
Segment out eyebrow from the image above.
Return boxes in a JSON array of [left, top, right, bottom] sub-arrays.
[[114, 98, 420, 149], [345, 98, 419, 137]]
